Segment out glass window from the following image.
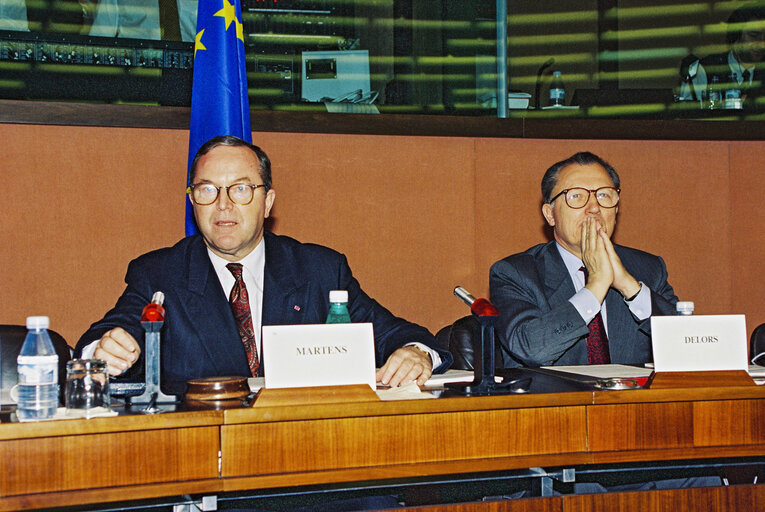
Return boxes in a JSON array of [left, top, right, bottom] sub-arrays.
[[0, 0, 763, 120]]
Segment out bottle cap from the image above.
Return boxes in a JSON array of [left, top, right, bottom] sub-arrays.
[[552, 70, 562, 77], [26, 316, 50, 329], [151, 291, 165, 305], [329, 290, 348, 303], [676, 301, 694, 314]]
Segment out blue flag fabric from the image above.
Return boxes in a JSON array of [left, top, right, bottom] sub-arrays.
[[185, 0, 252, 235]]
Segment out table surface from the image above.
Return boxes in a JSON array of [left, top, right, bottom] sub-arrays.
[[2, 368, 765, 510]]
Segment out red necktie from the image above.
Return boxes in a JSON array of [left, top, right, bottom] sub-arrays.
[[580, 266, 610, 364], [226, 263, 260, 376]]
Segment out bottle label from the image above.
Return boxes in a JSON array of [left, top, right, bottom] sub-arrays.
[[550, 88, 565, 101], [17, 356, 58, 385]]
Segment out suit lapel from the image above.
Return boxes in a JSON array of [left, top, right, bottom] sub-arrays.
[[261, 233, 313, 326], [541, 242, 577, 308], [182, 236, 247, 375]]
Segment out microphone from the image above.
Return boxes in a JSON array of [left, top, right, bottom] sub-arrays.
[[534, 57, 555, 109], [453, 286, 499, 317]]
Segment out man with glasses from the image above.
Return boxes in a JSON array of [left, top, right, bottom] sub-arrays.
[[76, 135, 451, 388], [490, 152, 678, 367]]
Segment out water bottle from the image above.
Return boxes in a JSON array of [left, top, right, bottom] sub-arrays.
[[708, 76, 721, 110], [724, 73, 743, 109], [549, 71, 565, 107], [676, 301, 694, 316], [16, 316, 59, 420], [326, 290, 351, 324]]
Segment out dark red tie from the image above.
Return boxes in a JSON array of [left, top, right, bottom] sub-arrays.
[[226, 263, 260, 376], [580, 266, 610, 364]]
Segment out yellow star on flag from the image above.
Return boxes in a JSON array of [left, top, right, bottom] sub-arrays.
[[214, 0, 238, 31], [236, 19, 244, 42], [194, 29, 206, 56]]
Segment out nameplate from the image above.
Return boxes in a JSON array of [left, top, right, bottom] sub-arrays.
[[262, 323, 376, 389], [650, 315, 747, 372]]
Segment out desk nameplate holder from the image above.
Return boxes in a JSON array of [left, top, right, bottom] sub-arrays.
[[446, 287, 530, 396], [647, 370, 755, 389]]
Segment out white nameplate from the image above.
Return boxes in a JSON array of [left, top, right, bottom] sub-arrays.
[[262, 323, 376, 389], [650, 315, 747, 372]]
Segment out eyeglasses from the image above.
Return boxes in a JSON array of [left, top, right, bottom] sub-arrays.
[[548, 187, 620, 209], [186, 183, 266, 206]]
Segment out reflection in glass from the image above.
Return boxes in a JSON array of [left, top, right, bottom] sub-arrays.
[[0, 0, 762, 121]]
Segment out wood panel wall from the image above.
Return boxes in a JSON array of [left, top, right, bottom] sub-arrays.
[[2, 123, 763, 350]]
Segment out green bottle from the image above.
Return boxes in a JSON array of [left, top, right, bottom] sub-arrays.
[[326, 290, 351, 324]]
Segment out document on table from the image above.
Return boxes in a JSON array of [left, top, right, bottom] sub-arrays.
[[539, 364, 653, 380]]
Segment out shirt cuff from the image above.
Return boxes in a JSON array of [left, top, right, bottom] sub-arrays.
[[81, 339, 99, 359], [626, 281, 652, 320], [569, 287, 602, 324], [406, 342, 442, 369]]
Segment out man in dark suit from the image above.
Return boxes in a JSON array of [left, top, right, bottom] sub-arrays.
[[75, 136, 451, 387], [490, 152, 678, 367]]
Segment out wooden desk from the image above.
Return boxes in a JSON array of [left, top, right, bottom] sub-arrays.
[[2, 384, 765, 511]]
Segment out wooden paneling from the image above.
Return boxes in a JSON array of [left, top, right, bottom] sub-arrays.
[[381, 498, 563, 512], [693, 400, 765, 446], [221, 406, 587, 476], [587, 402, 694, 452], [0, 426, 219, 496]]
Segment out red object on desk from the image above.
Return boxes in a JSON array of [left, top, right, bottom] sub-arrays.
[[471, 298, 499, 317], [141, 302, 165, 322]]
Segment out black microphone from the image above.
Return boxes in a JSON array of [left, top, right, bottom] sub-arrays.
[[535, 57, 555, 109]]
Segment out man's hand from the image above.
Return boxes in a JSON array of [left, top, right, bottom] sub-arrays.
[[376, 346, 433, 388], [600, 229, 641, 299], [93, 327, 141, 376], [580, 217, 613, 302]]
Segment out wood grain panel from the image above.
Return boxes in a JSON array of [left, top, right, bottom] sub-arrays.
[[693, 400, 765, 447], [222, 407, 587, 476], [0, 426, 219, 496], [588, 402, 694, 452], [379, 497, 562, 511]]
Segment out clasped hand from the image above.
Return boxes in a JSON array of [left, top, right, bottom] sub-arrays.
[[580, 217, 640, 303]]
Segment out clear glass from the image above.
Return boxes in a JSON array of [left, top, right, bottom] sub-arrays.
[[65, 359, 111, 416], [0, 1, 763, 121]]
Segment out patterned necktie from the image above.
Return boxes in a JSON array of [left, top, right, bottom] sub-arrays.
[[580, 266, 610, 364], [226, 263, 259, 376]]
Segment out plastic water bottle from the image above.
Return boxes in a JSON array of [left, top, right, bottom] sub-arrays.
[[708, 76, 721, 110], [676, 301, 694, 316], [326, 290, 351, 324], [16, 316, 59, 420], [724, 73, 743, 109], [549, 71, 565, 107]]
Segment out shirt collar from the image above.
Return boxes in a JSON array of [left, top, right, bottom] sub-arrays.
[[206, 237, 266, 282]]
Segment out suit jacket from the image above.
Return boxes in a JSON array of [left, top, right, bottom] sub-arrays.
[[489, 241, 678, 367], [75, 232, 452, 385]]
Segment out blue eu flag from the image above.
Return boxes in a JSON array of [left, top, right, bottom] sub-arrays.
[[185, 0, 251, 235]]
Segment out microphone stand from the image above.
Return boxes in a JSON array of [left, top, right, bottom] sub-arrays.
[[446, 287, 529, 395], [534, 58, 555, 109]]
